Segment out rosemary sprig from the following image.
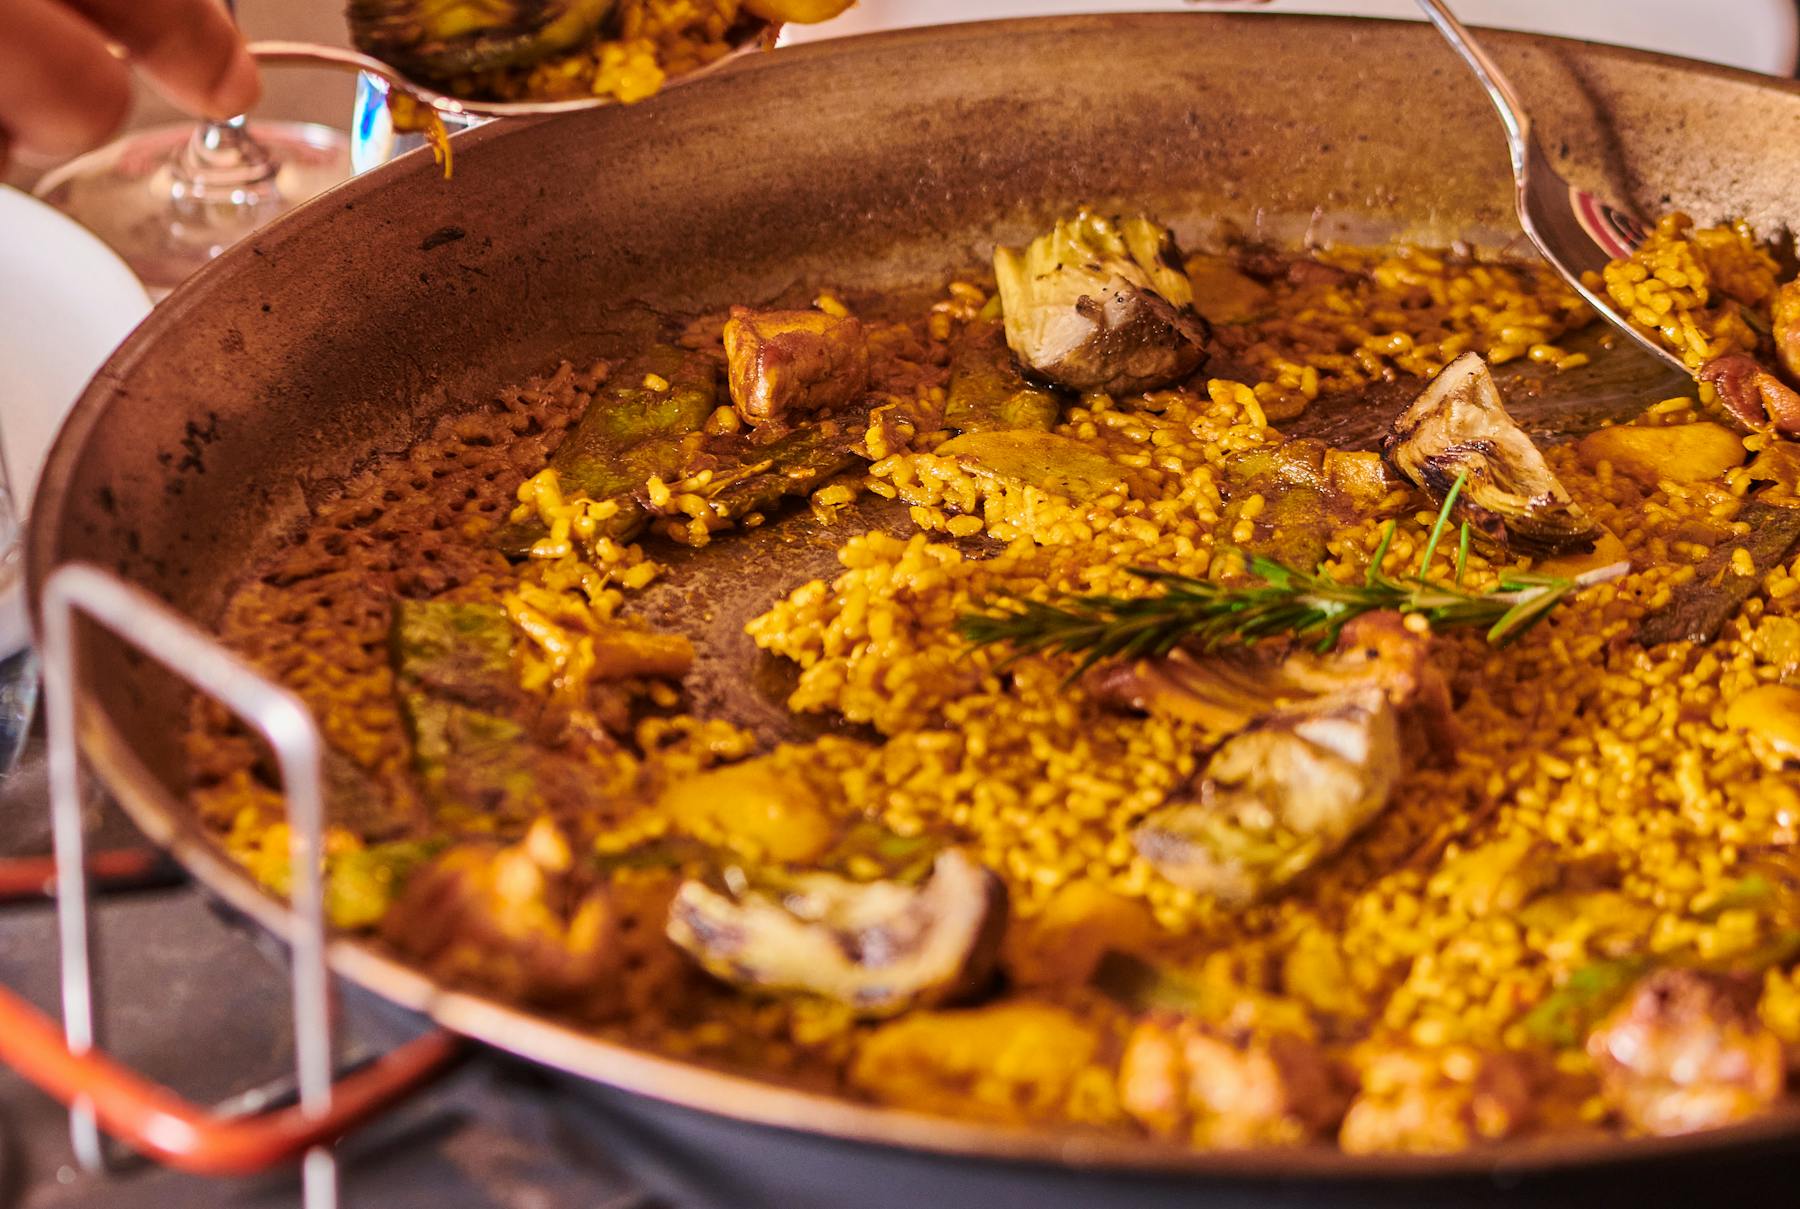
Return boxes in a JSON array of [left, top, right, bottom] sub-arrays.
[[957, 480, 1627, 679]]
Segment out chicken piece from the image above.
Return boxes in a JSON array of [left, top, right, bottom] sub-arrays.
[[1385, 352, 1600, 555], [1772, 278, 1800, 386], [1699, 353, 1800, 436], [722, 306, 869, 427], [1575, 421, 1746, 488], [743, 0, 855, 20], [1084, 646, 1287, 734], [1133, 688, 1400, 905], [1586, 968, 1785, 1136], [665, 849, 1007, 1017], [1285, 611, 1460, 764], [1088, 610, 1454, 764], [1338, 1044, 1535, 1154], [849, 1002, 1102, 1124], [379, 820, 620, 1008], [1001, 880, 1157, 989], [1725, 683, 1800, 763], [992, 211, 1210, 394], [656, 755, 838, 865], [1119, 1013, 1344, 1147]]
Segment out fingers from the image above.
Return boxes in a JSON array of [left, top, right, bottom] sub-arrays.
[[0, 0, 133, 160], [65, 0, 259, 120]]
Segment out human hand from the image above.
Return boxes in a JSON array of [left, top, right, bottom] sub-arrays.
[[1, 0, 260, 171]]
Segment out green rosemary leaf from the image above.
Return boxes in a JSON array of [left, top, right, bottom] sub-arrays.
[[1418, 469, 1468, 583], [958, 542, 1625, 676]]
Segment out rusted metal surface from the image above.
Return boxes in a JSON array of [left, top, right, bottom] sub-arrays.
[[23, 13, 1800, 1181]]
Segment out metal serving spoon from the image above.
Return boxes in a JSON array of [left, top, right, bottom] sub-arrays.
[[1415, 0, 1693, 380], [246, 23, 772, 120]]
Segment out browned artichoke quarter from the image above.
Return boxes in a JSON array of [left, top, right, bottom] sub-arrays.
[[347, 0, 617, 82]]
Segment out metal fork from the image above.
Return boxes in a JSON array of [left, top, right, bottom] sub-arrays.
[[1416, 0, 1693, 380]]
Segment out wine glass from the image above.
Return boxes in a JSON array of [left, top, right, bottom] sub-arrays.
[[31, 1, 352, 300]]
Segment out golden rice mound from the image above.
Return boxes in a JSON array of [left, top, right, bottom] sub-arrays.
[[485, 0, 745, 104], [750, 352, 1800, 1066], [187, 361, 605, 840], [1211, 246, 1593, 419], [1596, 212, 1779, 371], [188, 234, 1800, 1141]]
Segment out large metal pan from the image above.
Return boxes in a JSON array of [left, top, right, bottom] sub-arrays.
[[22, 12, 1800, 1200]]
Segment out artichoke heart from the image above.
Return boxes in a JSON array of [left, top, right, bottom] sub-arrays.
[[993, 211, 1211, 395], [666, 849, 1007, 1016], [1133, 689, 1400, 905], [1384, 352, 1599, 555], [348, 0, 616, 82]]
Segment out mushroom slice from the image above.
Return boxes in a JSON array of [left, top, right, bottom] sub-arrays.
[[992, 211, 1210, 395], [1134, 689, 1400, 905], [1384, 352, 1599, 555], [665, 848, 1007, 1016]]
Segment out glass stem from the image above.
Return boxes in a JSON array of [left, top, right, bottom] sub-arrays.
[[172, 0, 282, 214]]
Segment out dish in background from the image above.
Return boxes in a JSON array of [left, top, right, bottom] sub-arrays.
[[776, 0, 1800, 77], [0, 186, 152, 512]]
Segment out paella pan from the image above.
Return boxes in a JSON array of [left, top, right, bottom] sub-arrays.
[[25, 12, 1800, 1187]]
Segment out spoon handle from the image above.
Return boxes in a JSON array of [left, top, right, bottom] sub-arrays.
[[1414, 0, 1533, 174]]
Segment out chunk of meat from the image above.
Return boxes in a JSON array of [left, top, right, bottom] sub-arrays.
[[379, 820, 621, 1009], [1772, 279, 1800, 385], [1700, 353, 1800, 436], [656, 755, 837, 864], [1120, 1013, 1344, 1147], [1285, 611, 1460, 765], [723, 306, 869, 427], [992, 211, 1210, 395], [849, 1002, 1103, 1124], [1338, 1045, 1535, 1154], [1637, 500, 1800, 646], [1586, 968, 1785, 1136], [1088, 610, 1456, 763]]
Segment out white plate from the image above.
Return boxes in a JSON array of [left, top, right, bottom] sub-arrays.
[[0, 185, 152, 513], [780, 1, 1799, 77]]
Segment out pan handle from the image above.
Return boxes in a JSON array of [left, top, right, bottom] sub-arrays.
[[0, 989, 461, 1175], [27, 563, 459, 1201]]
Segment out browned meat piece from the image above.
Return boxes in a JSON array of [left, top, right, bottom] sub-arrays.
[[1700, 353, 1800, 436], [1338, 1044, 1535, 1154], [1232, 247, 1362, 289], [1638, 500, 1800, 646], [1586, 968, 1784, 1136], [722, 306, 869, 427], [1086, 609, 1456, 762], [1773, 279, 1800, 385], [1288, 611, 1460, 765], [380, 822, 621, 1009], [1120, 1013, 1344, 1147]]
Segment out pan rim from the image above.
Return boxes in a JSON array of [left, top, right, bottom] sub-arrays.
[[28, 10, 1800, 1181]]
